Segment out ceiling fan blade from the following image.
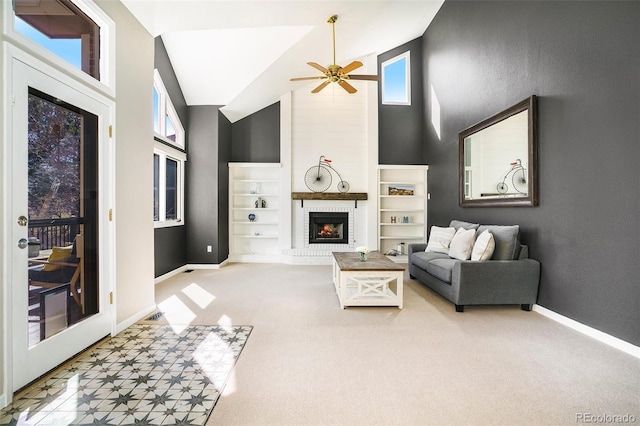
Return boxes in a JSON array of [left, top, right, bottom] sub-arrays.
[[290, 76, 326, 81], [339, 61, 363, 75], [338, 79, 357, 94], [347, 74, 379, 81], [311, 80, 331, 93], [307, 62, 329, 74]]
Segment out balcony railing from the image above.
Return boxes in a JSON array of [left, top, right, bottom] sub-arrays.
[[28, 217, 83, 250]]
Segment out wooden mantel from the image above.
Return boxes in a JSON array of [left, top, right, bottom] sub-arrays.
[[291, 192, 368, 207]]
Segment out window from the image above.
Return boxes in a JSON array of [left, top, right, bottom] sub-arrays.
[[153, 70, 184, 148], [11, 0, 114, 88], [153, 149, 184, 226], [381, 51, 411, 105], [154, 70, 186, 227]]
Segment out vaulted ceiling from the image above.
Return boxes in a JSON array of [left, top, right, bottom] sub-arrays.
[[120, 1, 444, 122]]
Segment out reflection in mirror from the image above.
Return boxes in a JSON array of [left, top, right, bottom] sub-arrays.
[[464, 110, 528, 198], [459, 96, 537, 207]]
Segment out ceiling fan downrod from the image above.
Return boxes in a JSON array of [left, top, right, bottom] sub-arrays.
[[328, 15, 338, 67]]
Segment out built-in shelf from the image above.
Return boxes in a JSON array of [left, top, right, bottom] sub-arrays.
[[378, 165, 429, 258], [229, 163, 282, 262]]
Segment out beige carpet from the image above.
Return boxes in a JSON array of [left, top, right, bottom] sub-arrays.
[[153, 263, 639, 426]]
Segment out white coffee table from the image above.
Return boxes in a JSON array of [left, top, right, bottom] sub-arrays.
[[332, 251, 405, 309]]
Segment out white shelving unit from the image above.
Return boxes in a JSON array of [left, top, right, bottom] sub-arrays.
[[229, 163, 282, 262], [377, 165, 429, 262]]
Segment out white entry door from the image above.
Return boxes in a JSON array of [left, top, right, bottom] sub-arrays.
[[10, 57, 114, 391]]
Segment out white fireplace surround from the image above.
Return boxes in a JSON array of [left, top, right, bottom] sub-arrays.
[[278, 69, 379, 264], [304, 206, 354, 249], [282, 200, 368, 264]]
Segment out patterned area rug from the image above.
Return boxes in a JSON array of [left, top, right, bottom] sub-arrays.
[[0, 324, 252, 425]]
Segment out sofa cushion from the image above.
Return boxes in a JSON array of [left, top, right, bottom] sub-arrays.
[[411, 251, 450, 271], [425, 258, 458, 284], [425, 226, 456, 254], [449, 228, 476, 260], [449, 220, 480, 231], [471, 230, 496, 261], [476, 225, 520, 260]]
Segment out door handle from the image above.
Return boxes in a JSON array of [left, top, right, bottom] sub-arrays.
[[18, 238, 28, 249]]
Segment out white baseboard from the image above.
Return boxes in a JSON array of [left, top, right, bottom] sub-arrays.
[[187, 259, 229, 270], [154, 265, 189, 285], [115, 304, 157, 335], [0, 393, 7, 411], [154, 261, 230, 285], [533, 305, 640, 359]]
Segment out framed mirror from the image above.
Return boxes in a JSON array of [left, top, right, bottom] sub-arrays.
[[459, 95, 538, 207]]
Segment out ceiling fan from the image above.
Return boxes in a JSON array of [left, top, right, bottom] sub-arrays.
[[290, 14, 378, 94]]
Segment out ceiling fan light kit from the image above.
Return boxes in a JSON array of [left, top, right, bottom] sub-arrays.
[[290, 14, 378, 94]]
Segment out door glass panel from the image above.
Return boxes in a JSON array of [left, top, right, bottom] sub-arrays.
[[27, 89, 99, 347], [14, 0, 100, 80]]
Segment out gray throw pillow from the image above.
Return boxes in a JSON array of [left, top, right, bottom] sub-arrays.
[[476, 225, 520, 260], [449, 220, 480, 231]]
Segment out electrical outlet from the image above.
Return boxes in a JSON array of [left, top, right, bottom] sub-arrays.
[[207, 245, 212, 253]]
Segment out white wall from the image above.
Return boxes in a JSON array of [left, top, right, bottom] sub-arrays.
[[291, 85, 369, 193], [286, 61, 378, 258], [95, 0, 156, 327]]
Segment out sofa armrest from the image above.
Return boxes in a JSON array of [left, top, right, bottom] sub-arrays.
[[408, 243, 427, 255], [452, 259, 540, 305], [408, 244, 427, 264]]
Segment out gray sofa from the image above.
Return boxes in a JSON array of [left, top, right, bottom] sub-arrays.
[[408, 220, 540, 312]]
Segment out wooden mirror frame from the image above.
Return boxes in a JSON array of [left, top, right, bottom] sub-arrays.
[[459, 95, 538, 207]]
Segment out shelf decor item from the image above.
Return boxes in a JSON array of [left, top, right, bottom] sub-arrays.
[[248, 213, 256, 222], [356, 246, 370, 262], [388, 184, 414, 196]]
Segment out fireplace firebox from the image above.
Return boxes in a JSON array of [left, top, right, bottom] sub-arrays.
[[308, 212, 349, 244]]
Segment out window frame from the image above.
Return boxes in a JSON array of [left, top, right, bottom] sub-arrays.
[[381, 51, 411, 106], [153, 70, 186, 228], [153, 69, 185, 149], [154, 141, 186, 228], [4, 0, 116, 97]]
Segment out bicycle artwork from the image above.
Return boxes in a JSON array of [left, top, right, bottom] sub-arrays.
[[304, 155, 350, 193], [497, 159, 528, 195]]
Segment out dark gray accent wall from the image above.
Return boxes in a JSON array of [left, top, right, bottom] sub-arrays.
[[186, 106, 228, 264], [378, 38, 424, 165], [154, 226, 187, 277], [154, 37, 187, 277], [231, 102, 280, 162], [420, 1, 639, 344], [217, 111, 232, 260]]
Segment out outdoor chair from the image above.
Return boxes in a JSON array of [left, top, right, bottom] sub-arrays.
[[28, 234, 82, 308]]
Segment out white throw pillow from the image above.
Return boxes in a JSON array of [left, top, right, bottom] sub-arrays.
[[471, 230, 496, 261], [449, 227, 476, 260], [425, 226, 457, 254]]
